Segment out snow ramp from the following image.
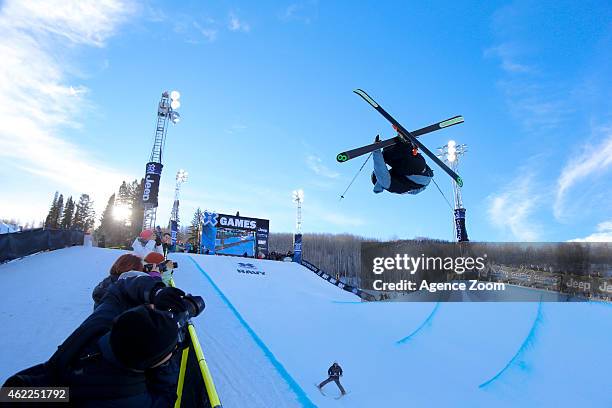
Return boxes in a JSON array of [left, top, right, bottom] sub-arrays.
[[1, 247, 611, 407]]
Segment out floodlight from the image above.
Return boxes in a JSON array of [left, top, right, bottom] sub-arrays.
[[292, 189, 304, 202], [448, 140, 456, 147], [448, 153, 457, 162], [448, 145, 457, 155], [170, 111, 181, 124], [171, 100, 181, 110], [170, 90, 181, 100], [177, 169, 188, 182]]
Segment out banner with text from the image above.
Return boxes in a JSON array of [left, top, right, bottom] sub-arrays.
[[142, 162, 163, 207], [200, 212, 269, 257], [360, 241, 612, 302]]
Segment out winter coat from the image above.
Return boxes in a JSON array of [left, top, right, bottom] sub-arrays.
[[132, 238, 163, 259], [328, 364, 343, 378], [4, 276, 175, 408], [92, 275, 119, 310]]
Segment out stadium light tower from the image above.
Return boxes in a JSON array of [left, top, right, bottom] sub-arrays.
[[437, 140, 469, 242], [170, 169, 188, 224], [292, 189, 304, 234], [168, 169, 188, 245], [141, 90, 182, 231]]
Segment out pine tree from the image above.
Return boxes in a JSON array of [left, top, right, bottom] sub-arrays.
[[129, 179, 145, 237], [60, 196, 75, 229], [97, 193, 118, 245], [117, 181, 130, 207], [55, 194, 64, 228], [188, 208, 204, 246], [44, 192, 59, 228], [73, 194, 95, 232]]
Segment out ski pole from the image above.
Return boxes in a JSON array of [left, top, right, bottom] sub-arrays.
[[339, 151, 373, 201]]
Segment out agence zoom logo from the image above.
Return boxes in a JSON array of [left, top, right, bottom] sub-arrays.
[[237, 262, 265, 276]]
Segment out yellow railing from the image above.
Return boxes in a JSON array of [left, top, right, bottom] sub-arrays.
[[170, 278, 222, 408]]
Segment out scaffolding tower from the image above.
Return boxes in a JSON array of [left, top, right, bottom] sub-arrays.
[[142, 91, 181, 231], [437, 141, 469, 242]]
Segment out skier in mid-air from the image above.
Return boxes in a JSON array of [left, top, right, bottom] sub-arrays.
[[371, 135, 433, 195], [318, 361, 346, 396]]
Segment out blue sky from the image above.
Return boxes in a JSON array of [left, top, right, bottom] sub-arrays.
[[0, 0, 611, 241]]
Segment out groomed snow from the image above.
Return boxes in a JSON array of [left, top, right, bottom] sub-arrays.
[[1, 247, 610, 407]]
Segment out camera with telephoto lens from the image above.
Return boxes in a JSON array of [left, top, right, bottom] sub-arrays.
[[158, 261, 178, 273], [173, 294, 205, 343], [143, 261, 178, 273], [182, 294, 205, 319]]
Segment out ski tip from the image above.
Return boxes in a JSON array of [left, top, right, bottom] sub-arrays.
[[439, 116, 464, 128], [337, 153, 349, 162], [353, 89, 379, 108]]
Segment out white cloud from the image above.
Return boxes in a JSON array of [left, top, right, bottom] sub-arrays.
[[0, 0, 134, 220], [306, 155, 340, 179], [224, 123, 247, 134], [228, 13, 250, 32], [569, 220, 612, 242], [554, 129, 612, 219], [279, 1, 318, 24], [484, 43, 533, 74], [193, 21, 218, 42], [487, 173, 542, 241], [485, 38, 573, 132]]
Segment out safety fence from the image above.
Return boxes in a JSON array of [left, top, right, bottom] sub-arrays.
[[0, 228, 84, 263], [301, 259, 376, 301]]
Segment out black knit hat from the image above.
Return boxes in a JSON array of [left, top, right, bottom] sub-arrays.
[[110, 305, 178, 370]]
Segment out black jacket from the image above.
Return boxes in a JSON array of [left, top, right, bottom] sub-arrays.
[[4, 276, 175, 408], [91, 275, 119, 309], [382, 142, 432, 194], [328, 364, 343, 378]]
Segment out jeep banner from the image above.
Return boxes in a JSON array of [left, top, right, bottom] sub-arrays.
[[142, 162, 163, 206], [454, 208, 468, 242], [293, 233, 303, 264], [170, 220, 178, 246]]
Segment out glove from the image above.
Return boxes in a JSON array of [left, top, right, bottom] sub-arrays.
[[152, 287, 187, 312]]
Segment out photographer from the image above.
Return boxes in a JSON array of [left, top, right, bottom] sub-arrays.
[[132, 230, 163, 258], [161, 233, 172, 258], [92, 254, 145, 309], [143, 252, 177, 285], [3, 275, 205, 407]]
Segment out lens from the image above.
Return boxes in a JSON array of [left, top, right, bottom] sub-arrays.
[[183, 295, 205, 318]]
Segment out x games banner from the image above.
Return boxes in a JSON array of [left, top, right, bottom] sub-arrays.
[[201, 212, 270, 257]]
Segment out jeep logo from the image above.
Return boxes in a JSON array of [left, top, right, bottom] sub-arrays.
[[142, 174, 155, 201]]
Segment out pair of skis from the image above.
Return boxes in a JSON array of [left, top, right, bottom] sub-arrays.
[[337, 89, 464, 187]]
